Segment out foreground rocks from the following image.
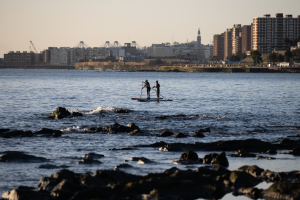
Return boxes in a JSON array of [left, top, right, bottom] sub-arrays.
[[0, 151, 48, 163], [103, 123, 140, 133], [3, 165, 300, 200]]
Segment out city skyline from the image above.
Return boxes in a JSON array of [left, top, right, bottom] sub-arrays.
[[1, 0, 300, 57]]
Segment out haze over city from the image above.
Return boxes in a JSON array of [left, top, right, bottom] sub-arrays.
[[0, 0, 300, 57]]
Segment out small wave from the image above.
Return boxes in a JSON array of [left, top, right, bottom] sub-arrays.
[[61, 126, 81, 133], [88, 106, 115, 114]]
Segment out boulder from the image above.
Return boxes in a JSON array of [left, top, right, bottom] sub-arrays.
[[203, 153, 218, 164], [193, 132, 205, 137], [52, 107, 71, 119], [262, 181, 300, 200], [137, 157, 154, 164], [38, 164, 69, 169], [34, 128, 63, 136], [229, 150, 256, 157], [0, 128, 10, 133], [211, 152, 229, 167], [179, 150, 198, 161], [71, 112, 83, 117], [195, 128, 211, 133], [230, 171, 261, 187], [76, 158, 102, 164], [278, 138, 298, 145], [157, 131, 174, 137], [1, 130, 33, 138], [173, 132, 188, 138], [103, 123, 139, 133], [0, 151, 48, 163], [114, 164, 133, 170], [289, 146, 300, 156], [82, 153, 104, 159], [235, 165, 264, 178], [114, 108, 131, 113]]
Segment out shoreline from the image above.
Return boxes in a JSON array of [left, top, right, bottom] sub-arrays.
[[1, 65, 300, 73]]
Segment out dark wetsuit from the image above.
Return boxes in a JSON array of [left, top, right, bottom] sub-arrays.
[[145, 82, 151, 93], [155, 83, 160, 97]]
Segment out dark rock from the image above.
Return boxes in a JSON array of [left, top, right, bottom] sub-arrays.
[[114, 164, 133, 170], [71, 112, 83, 117], [38, 164, 69, 169], [257, 156, 276, 160], [235, 165, 264, 178], [179, 150, 198, 161], [53, 132, 61, 137], [107, 147, 133, 151], [103, 123, 139, 133], [229, 150, 256, 157], [82, 127, 102, 133], [137, 157, 154, 164], [172, 160, 199, 164], [2, 188, 50, 200], [159, 144, 183, 151], [195, 128, 211, 133], [230, 171, 261, 187], [262, 181, 300, 200], [203, 153, 218, 164], [1, 130, 33, 138], [173, 132, 188, 138], [266, 149, 277, 154], [76, 158, 102, 164], [0, 151, 48, 163], [193, 132, 205, 137], [288, 146, 300, 156], [278, 138, 298, 145], [82, 153, 104, 159], [211, 152, 229, 167], [157, 130, 174, 137], [155, 115, 169, 120], [34, 128, 63, 136], [52, 107, 71, 119], [114, 108, 131, 113], [50, 179, 82, 199], [130, 157, 145, 161], [0, 128, 9, 133]]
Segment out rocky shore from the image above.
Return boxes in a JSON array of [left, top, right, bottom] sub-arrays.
[[1, 107, 300, 200]]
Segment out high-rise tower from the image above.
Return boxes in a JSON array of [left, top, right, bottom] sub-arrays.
[[197, 28, 201, 48]]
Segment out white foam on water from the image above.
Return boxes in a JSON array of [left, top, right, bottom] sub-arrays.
[[88, 106, 115, 114], [61, 126, 81, 133]]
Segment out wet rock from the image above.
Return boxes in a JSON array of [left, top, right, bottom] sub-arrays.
[[179, 150, 198, 161], [257, 156, 276, 160], [114, 164, 133, 170], [193, 132, 205, 137], [82, 153, 104, 159], [172, 160, 199, 165], [155, 115, 169, 120], [0, 151, 48, 163], [173, 132, 188, 138], [262, 181, 300, 200], [82, 126, 102, 133], [0, 130, 33, 138], [134, 141, 167, 148], [195, 128, 211, 133], [137, 157, 154, 164], [211, 152, 229, 167], [76, 158, 102, 164], [114, 108, 131, 113], [237, 187, 262, 199], [71, 111, 83, 117], [203, 153, 219, 164], [50, 179, 82, 199], [107, 147, 133, 151], [103, 123, 139, 133], [34, 128, 63, 136], [2, 188, 50, 200], [288, 146, 300, 156], [230, 171, 261, 187], [159, 144, 184, 151], [229, 150, 256, 157], [130, 157, 145, 161], [52, 107, 71, 119], [38, 164, 69, 169], [235, 165, 264, 178], [157, 130, 174, 137], [0, 128, 9, 133], [278, 138, 298, 145], [265, 149, 277, 154], [288, 134, 300, 137]]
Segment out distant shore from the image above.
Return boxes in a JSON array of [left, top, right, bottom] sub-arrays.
[[1, 65, 300, 73]]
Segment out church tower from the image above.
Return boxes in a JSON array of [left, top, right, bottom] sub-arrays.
[[197, 28, 201, 48]]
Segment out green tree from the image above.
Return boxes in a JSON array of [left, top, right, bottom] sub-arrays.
[[292, 49, 300, 61], [154, 59, 164, 64], [229, 54, 240, 61], [277, 54, 285, 62], [209, 56, 220, 61], [285, 50, 293, 62], [268, 52, 277, 65], [250, 50, 263, 65]]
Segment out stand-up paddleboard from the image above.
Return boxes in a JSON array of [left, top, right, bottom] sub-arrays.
[[131, 98, 172, 102]]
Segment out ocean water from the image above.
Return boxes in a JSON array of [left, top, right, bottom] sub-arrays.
[[0, 69, 300, 198]]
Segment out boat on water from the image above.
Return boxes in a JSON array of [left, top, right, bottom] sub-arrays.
[[131, 98, 172, 102]]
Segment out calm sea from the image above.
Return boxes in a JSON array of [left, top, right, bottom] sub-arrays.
[[0, 69, 300, 197]]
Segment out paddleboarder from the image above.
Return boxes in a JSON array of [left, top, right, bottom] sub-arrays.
[[142, 80, 151, 99], [152, 80, 160, 101]]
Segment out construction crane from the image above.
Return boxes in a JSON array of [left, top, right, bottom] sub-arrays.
[[30, 41, 38, 53]]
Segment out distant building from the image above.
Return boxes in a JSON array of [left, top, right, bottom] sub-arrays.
[[213, 33, 224, 59], [4, 51, 35, 65], [242, 25, 252, 54], [252, 13, 300, 54], [0, 58, 3, 65], [197, 28, 201, 48], [224, 28, 232, 59], [291, 42, 300, 51], [232, 24, 242, 55], [147, 43, 173, 57]]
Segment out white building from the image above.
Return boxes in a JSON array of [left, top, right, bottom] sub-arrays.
[[147, 44, 173, 57]]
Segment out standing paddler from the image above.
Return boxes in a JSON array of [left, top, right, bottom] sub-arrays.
[[142, 80, 151, 99], [152, 80, 160, 101]]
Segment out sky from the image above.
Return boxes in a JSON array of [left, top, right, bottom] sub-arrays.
[[1, 0, 300, 57]]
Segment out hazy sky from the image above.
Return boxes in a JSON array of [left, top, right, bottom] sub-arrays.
[[1, 0, 299, 56]]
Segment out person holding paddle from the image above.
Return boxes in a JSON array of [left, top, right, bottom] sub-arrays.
[[142, 80, 151, 99], [152, 80, 160, 101]]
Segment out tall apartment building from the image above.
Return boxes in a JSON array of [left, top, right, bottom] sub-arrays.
[[232, 24, 242, 55], [252, 13, 300, 55], [224, 29, 232, 59], [213, 33, 224, 59], [242, 25, 252, 54], [4, 51, 35, 65]]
